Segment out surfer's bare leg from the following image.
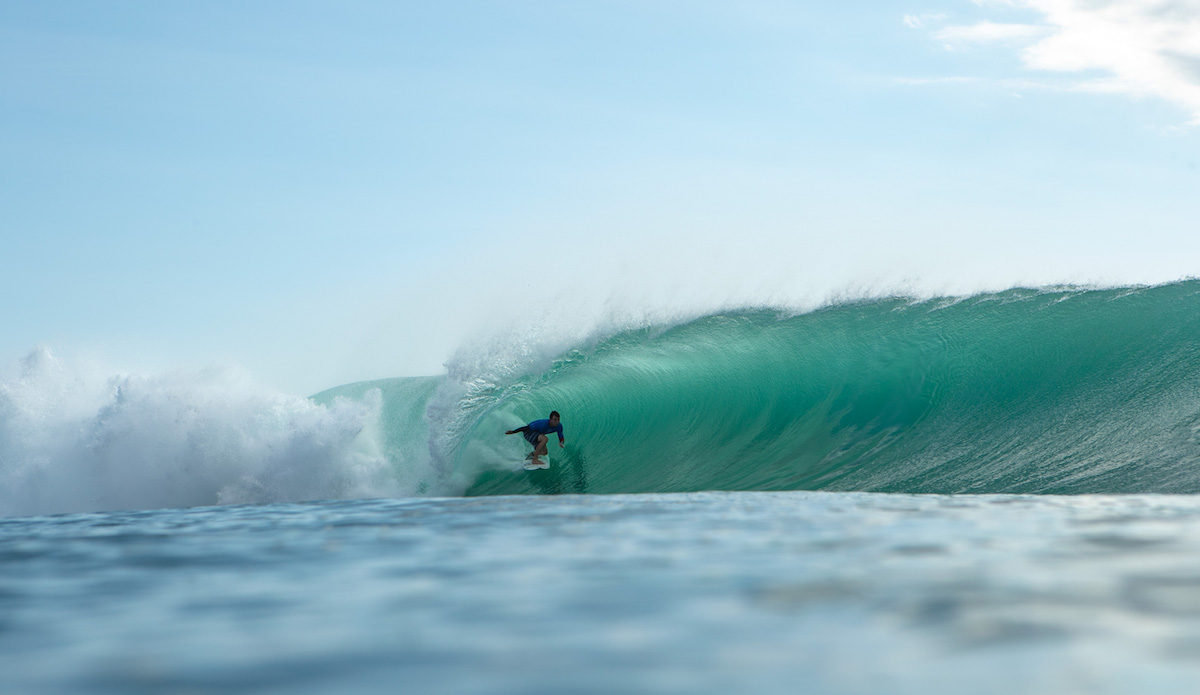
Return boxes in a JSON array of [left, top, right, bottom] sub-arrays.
[[531, 434, 549, 464]]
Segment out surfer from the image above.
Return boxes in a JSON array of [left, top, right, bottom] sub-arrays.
[[506, 411, 565, 468]]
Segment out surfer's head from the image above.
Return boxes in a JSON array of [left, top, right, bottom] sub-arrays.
[[549, 411, 561, 426]]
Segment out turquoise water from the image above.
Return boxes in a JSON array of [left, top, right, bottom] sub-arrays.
[[6, 281, 1200, 692]]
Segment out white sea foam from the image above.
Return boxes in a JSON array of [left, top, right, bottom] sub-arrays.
[[0, 348, 395, 517]]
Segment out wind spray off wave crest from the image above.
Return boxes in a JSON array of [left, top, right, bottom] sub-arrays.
[[0, 348, 398, 517]]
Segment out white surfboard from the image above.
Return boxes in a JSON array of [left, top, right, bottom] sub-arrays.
[[522, 451, 550, 470]]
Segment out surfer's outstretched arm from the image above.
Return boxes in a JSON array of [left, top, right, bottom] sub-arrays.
[[506, 426, 530, 435]]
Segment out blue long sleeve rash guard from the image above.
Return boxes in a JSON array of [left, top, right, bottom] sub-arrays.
[[517, 419, 564, 442]]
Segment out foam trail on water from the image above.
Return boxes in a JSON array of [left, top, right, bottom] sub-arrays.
[[0, 348, 396, 517]]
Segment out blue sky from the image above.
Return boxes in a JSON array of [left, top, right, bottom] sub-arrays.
[[3, 1, 1198, 393]]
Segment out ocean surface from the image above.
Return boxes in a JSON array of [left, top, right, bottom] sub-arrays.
[[3, 282, 1200, 692]]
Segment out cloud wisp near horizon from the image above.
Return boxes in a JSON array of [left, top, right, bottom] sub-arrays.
[[907, 0, 1200, 123]]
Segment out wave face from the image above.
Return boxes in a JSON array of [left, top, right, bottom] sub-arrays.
[[433, 282, 1200, 496]]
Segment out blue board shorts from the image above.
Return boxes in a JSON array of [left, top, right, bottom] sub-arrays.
[[523, 430, 542, 447]]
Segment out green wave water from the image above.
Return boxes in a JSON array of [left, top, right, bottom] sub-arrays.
[[317, 282, 1200, 497]]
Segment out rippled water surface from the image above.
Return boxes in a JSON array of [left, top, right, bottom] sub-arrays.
[[5, 491, 1200, 694]]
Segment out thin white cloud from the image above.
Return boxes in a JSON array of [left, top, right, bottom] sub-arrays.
[[893, 76, 979, 84], [936, 21, 1048, 43], [904, 12, 948, 29], [923, 1, 1200, 123], [893, 75, 1069, 95]]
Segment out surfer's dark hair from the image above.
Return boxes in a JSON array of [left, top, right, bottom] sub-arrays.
[[550, 411, 561, 419]]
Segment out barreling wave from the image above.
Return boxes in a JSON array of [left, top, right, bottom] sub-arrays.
[[6, 281, 1200, 516], [322, 281, 1200, 497]]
